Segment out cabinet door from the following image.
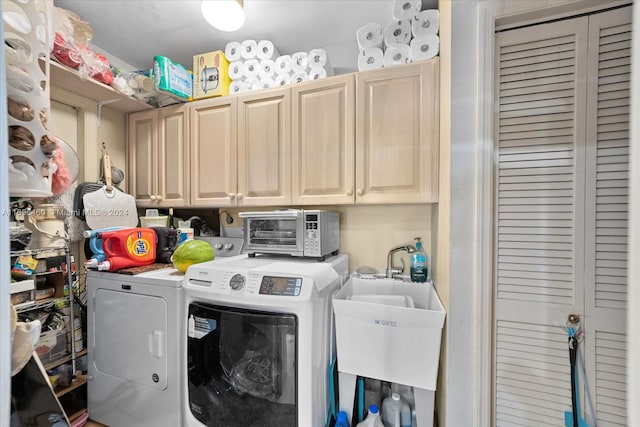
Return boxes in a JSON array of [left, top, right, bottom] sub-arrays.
[[189, 97, 237, 207], [356, 60, 439, 203], [157, 104, 188, 207], [237, 87, 292, 206], [128, 109, 157, 206], [292, 74, 356, 205]]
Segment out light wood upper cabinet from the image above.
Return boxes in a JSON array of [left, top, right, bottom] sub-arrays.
[[356, 59, 439, 203], [128, 59, 439, 209], [237, 87, 291, 206], [189, 97, 237, 207], [189, 87, 290, 207], [128, 109, 155, 205], [128, 105, 189, 207], [291, 74, 356, 205]]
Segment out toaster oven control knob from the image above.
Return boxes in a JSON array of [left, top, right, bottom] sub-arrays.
[[214, 243, 223, 250], [229, 274, 245, 290], [224, 243, 234, 250]]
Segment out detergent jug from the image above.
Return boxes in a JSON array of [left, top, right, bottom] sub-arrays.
[[152, 227, 179, 263], [83, 227, 125, 268], [97, 228, 157, 271]]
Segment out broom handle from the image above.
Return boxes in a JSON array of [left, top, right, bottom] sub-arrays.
[[569, 336, 579, 427]]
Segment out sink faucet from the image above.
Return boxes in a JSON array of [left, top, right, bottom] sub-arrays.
[[386, 244, 417, 278]]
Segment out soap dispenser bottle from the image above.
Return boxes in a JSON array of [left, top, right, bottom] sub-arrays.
[[410, 237, 427, 283]]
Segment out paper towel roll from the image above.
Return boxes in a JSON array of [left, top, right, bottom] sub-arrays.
[[410, 34, 440, 61], [393, 0, 422, 20], [259, 79, 275, 89], [257, 40, 280, 61], [259, 60, 276, 79], [308, 48, 328, 68], [230, 80, 250, 94], [228, 60, 245, 80], [357, 47, 384, 71], [240, 39, 258, 59], [275, 55, 292, 75], [243, 59, 260, 79], [412, 9, 440, 37], [291, 71, 309, 84], [384, 19, 412, 47], [225, 41, 242, 62], [384, 44, 412, 67], [308, 67, 328, 80], [291, 52, 309, 72], [356, 22, 384, 50], [275, 74, 291, 87], [308, 48, 335, 76], [245, 77, 260, 90]]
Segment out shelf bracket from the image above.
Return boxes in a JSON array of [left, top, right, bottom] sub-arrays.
[[97, 100, 120, 127]]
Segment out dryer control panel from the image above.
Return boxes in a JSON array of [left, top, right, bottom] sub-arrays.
[[259, 276, 303, 296]]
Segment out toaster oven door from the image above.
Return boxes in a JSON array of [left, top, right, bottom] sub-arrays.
[[243, 211, 304, 255]]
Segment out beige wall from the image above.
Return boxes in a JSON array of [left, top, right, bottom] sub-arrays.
[[223, 204, 432, 274], [50, 86, 127, 267]]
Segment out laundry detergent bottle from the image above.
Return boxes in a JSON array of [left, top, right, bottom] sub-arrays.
[[410, 237, 428, 283], [83, 226, 124, 268], [97, 228, 157, 271], [356, 405, 384, 427]]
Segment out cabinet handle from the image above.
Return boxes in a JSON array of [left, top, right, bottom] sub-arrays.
[[236, 193, 243, 200], [356, 188, 364, 196], [150, 195, 157, 201], [228, 193, 236, 200], [346, 188, 353, 196], [156, 195, 162, 201]]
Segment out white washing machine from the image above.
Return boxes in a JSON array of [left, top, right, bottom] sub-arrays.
[[87, 236, 245, 427], [182, 253, 348, 427]]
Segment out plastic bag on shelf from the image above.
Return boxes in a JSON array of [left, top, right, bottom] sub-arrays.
[[51, 6, 92, 70]]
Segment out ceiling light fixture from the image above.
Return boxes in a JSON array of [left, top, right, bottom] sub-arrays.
[[201, 0, 245, 32]]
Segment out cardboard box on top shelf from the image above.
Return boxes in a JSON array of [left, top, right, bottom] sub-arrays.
[[193, 50, 230, 99]]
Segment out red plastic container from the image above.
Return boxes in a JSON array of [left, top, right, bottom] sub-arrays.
[[97, 228, 157, 271]]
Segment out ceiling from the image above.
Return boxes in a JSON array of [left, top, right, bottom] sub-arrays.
[[53, 0, 438, 73]]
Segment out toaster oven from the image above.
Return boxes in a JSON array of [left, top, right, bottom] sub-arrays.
[[239, 209, 340, 260]]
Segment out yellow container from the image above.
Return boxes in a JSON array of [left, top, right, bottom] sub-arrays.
[[193, 50, 230, 99]]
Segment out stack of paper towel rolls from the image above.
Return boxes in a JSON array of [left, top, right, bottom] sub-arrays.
[[226, 40, 334, 93], [356, 0, 439, 71]]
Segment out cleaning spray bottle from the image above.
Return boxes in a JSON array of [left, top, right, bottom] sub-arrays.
[[410, 237, 428, 283]]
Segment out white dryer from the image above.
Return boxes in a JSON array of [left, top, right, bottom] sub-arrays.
[[183, 253, 348, 427], [87, 267, 185, 427]]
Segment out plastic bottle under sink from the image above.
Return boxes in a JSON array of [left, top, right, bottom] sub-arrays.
[[356, 405, 385, 427], [335, 411, 351, 427], [381, 393, 411, 427]]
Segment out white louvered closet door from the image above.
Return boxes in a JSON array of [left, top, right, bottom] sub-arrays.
[[494, 6, 630, 427], [583, 8, 631, 426]]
